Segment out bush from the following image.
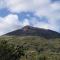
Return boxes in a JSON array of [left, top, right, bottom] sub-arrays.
[[0, 40, 25, 60], [38, 55, 46, 60]]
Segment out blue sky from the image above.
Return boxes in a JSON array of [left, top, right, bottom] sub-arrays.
[[0, 0, 60, 35]]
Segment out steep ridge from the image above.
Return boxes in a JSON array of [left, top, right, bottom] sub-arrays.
[[4, 25, 60, 39]]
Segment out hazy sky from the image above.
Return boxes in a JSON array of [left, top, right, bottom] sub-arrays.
[[0, 0, 60, 35]]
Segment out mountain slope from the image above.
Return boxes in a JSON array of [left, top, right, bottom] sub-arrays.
[[4, 26, 60, 39]]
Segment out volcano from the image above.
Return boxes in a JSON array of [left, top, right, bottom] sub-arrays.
[[4, 25, 60, 39]]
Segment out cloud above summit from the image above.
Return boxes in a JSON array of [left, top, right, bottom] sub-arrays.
[[0, 0, 60, 35]]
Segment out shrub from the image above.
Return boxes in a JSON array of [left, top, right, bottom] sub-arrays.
[[0, 40, 25, 60]]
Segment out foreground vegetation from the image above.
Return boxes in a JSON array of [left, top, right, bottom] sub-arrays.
[[0, 36, 60, 60]]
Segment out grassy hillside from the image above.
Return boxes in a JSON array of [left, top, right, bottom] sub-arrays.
[[0, 36, 60, 60]]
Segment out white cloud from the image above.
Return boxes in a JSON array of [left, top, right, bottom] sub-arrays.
[[0, 0, 50, 13], [0, 0, 6, 9], [50, 2, 60, 10], [33, 22, 49, 29], [48, 19, 60, 32], [4, 0, 34, 13], [30, 18, 49, 29], [0, 0, 60, 32], [22, 17, 49, 29], [0, 14, 22, 35], [22, 19, 30, 26], [35, 1, 60, 32]]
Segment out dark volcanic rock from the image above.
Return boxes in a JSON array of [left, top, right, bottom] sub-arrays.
[[4, 25, 60, 39]]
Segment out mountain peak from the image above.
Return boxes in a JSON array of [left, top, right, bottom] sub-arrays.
[[4, 26, 60, 39], [23, 25, 31, 32]]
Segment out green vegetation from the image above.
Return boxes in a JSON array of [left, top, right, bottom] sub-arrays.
[[0, 39, 25, 60], [0, 36, 60, 60]]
